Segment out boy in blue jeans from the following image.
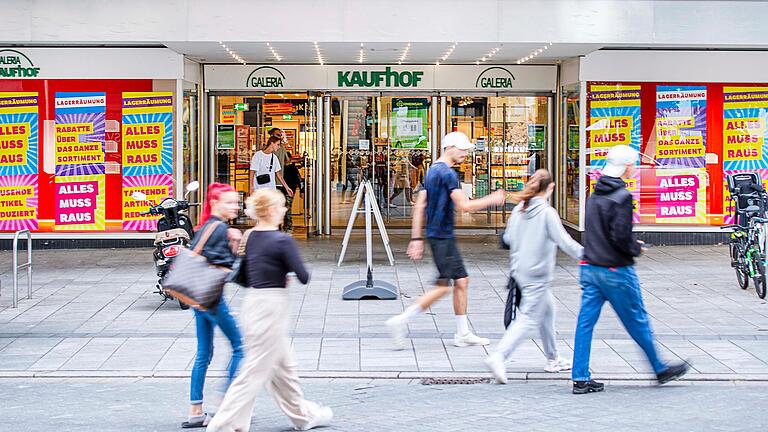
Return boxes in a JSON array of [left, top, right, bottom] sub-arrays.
[[572, 145, 689, 394]]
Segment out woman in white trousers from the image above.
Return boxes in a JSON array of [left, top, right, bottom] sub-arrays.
[[207, 189, 332, 432]]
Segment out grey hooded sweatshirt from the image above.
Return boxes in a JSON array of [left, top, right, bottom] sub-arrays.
[[503, 197, 584, 286]]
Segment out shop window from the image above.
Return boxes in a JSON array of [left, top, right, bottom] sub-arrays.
[[0, 79, 177, 233], [559, 84, 580, 225], [586, 81, 768, 226]]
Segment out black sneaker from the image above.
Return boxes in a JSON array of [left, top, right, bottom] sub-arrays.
[[657, 362, 690, 385], [572, 380, 605, 394]]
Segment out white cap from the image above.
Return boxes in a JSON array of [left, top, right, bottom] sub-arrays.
[[441, 131, 474, 150], [602, 145, 639, 177]]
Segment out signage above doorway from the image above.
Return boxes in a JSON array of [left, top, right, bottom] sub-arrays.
[[204, 64, 557, 92]]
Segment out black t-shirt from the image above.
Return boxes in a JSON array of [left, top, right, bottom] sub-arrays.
[[243, 230, 310, 288]]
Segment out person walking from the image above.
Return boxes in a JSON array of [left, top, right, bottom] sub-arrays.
[[484, 170, 582, 384], [270, 128, 295, 230], [571, 145, 689, 394], [385, 131, 506, 349], [207, 189, 333, 432], [250, 136, 293, 196], [182, 183, 244, 428]]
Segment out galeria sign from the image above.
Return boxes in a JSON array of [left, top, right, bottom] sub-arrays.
[[338, 67, 424, 88]]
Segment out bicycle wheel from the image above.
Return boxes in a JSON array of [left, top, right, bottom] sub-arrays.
[[754, 254, 767, 299], [733, 244, 750, 290]]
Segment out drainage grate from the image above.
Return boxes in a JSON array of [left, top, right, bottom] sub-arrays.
[[420, 377, 492, 385]]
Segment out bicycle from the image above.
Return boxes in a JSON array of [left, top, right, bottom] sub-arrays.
[[722, 212, 768, 299]]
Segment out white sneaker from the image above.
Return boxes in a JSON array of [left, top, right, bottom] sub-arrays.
[[385, 316, 408, 350], [484, 353, 508, 384], [453, 332, 490, 347], [296, 406, 333, 430], [544, 356, 572, 373]]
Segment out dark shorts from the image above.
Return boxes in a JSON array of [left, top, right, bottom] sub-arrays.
[[428, 237, 468, 285]]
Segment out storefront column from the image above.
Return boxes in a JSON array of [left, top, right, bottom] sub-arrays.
[[578, 81, 587, 232], [175, 79, 184, 196], [315, 95, 324, 235], [431, 96, 439, 162], [323, 95, 332, 235], [207, 94, 217, 194]]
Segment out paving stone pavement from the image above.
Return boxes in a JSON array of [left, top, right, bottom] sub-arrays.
[[1, 235, 768, 380], [1, 377, 766, 431]]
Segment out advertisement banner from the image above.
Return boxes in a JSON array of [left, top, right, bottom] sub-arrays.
[[0, 174, 38, 231], [588, 169, 640, 223], [54, 174, 105, 231], [54, 92, 106, 176], [655, 86, 707, 168], [122, 174, 173, 231], [587, 84, 641, 162], [121, 92, 173, 176], [391, 98, 429, 149], [654, 169, 707, 224], [723, 169, 768, 224], [0, 92, 38, 176], [723, 86, 768, 171]]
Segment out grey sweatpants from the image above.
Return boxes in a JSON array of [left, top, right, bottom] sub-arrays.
[[493, 282, 559, 361]]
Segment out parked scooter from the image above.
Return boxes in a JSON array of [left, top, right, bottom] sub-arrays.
[[131, 181, 200, 310]]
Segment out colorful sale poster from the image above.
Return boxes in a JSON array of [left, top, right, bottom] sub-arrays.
[[655, 86, 707, 168], [54, 174, 105, 231], [0, 92, 38, 176], [54, 92, 106, 176], [0, 174, 38, 231], [587, 84, 641, 163], [654, 168, 707, 224], [122, 174, 173, 231], [588, 168, 640, 223], [723, 86, 768, 171], [121, 92, 173, 176]]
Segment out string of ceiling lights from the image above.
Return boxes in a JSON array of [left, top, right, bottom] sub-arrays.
[[266, 42, 282, 61], [517, 42, 552, 64], [313, 41, 324, 65], [475, 46, 501, 65], [218, 41, 246, 65], [358, 43, 366, 63], [397, 42, 411, 64], [436, 42, 458, 65]]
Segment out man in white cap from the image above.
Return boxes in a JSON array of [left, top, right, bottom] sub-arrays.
[[386, 132, 506, 349], [571, 144, 689, 394]]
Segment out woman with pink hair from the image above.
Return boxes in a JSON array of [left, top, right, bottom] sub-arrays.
[[182, 183, 244, 429]]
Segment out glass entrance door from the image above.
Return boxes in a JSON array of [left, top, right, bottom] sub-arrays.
[[447, 95, 552, 229], [329, 95, 434, 229], [211, 93, 317, 235]]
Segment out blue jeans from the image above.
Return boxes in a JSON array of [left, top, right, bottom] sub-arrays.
[[190, 301, 244, 404], [572, 264, 667, 381]]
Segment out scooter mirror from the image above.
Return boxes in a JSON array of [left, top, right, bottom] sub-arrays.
[[186, 181, 200, 192], [131, 191, 148, 201]]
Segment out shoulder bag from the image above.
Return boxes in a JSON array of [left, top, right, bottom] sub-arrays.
[[255, 154, 275, 185], [163, 221, 231, 311]]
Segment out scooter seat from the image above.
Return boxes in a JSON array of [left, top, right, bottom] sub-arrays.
[[154, 228, 190, 245]]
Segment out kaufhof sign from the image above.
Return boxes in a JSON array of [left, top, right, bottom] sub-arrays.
[[336, 67, 425, 88], [0, 49, 41, 78], [204, 64, 556, 92]]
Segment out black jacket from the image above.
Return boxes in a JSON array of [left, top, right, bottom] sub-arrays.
[[189, 216, 236, 268], [583, 176, 642, 267]]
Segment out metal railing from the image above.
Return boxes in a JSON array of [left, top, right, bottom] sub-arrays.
[[12, 229, 32, 308]]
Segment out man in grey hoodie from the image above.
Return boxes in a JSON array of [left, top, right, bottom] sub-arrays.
[[485, 170, 583, 384]]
